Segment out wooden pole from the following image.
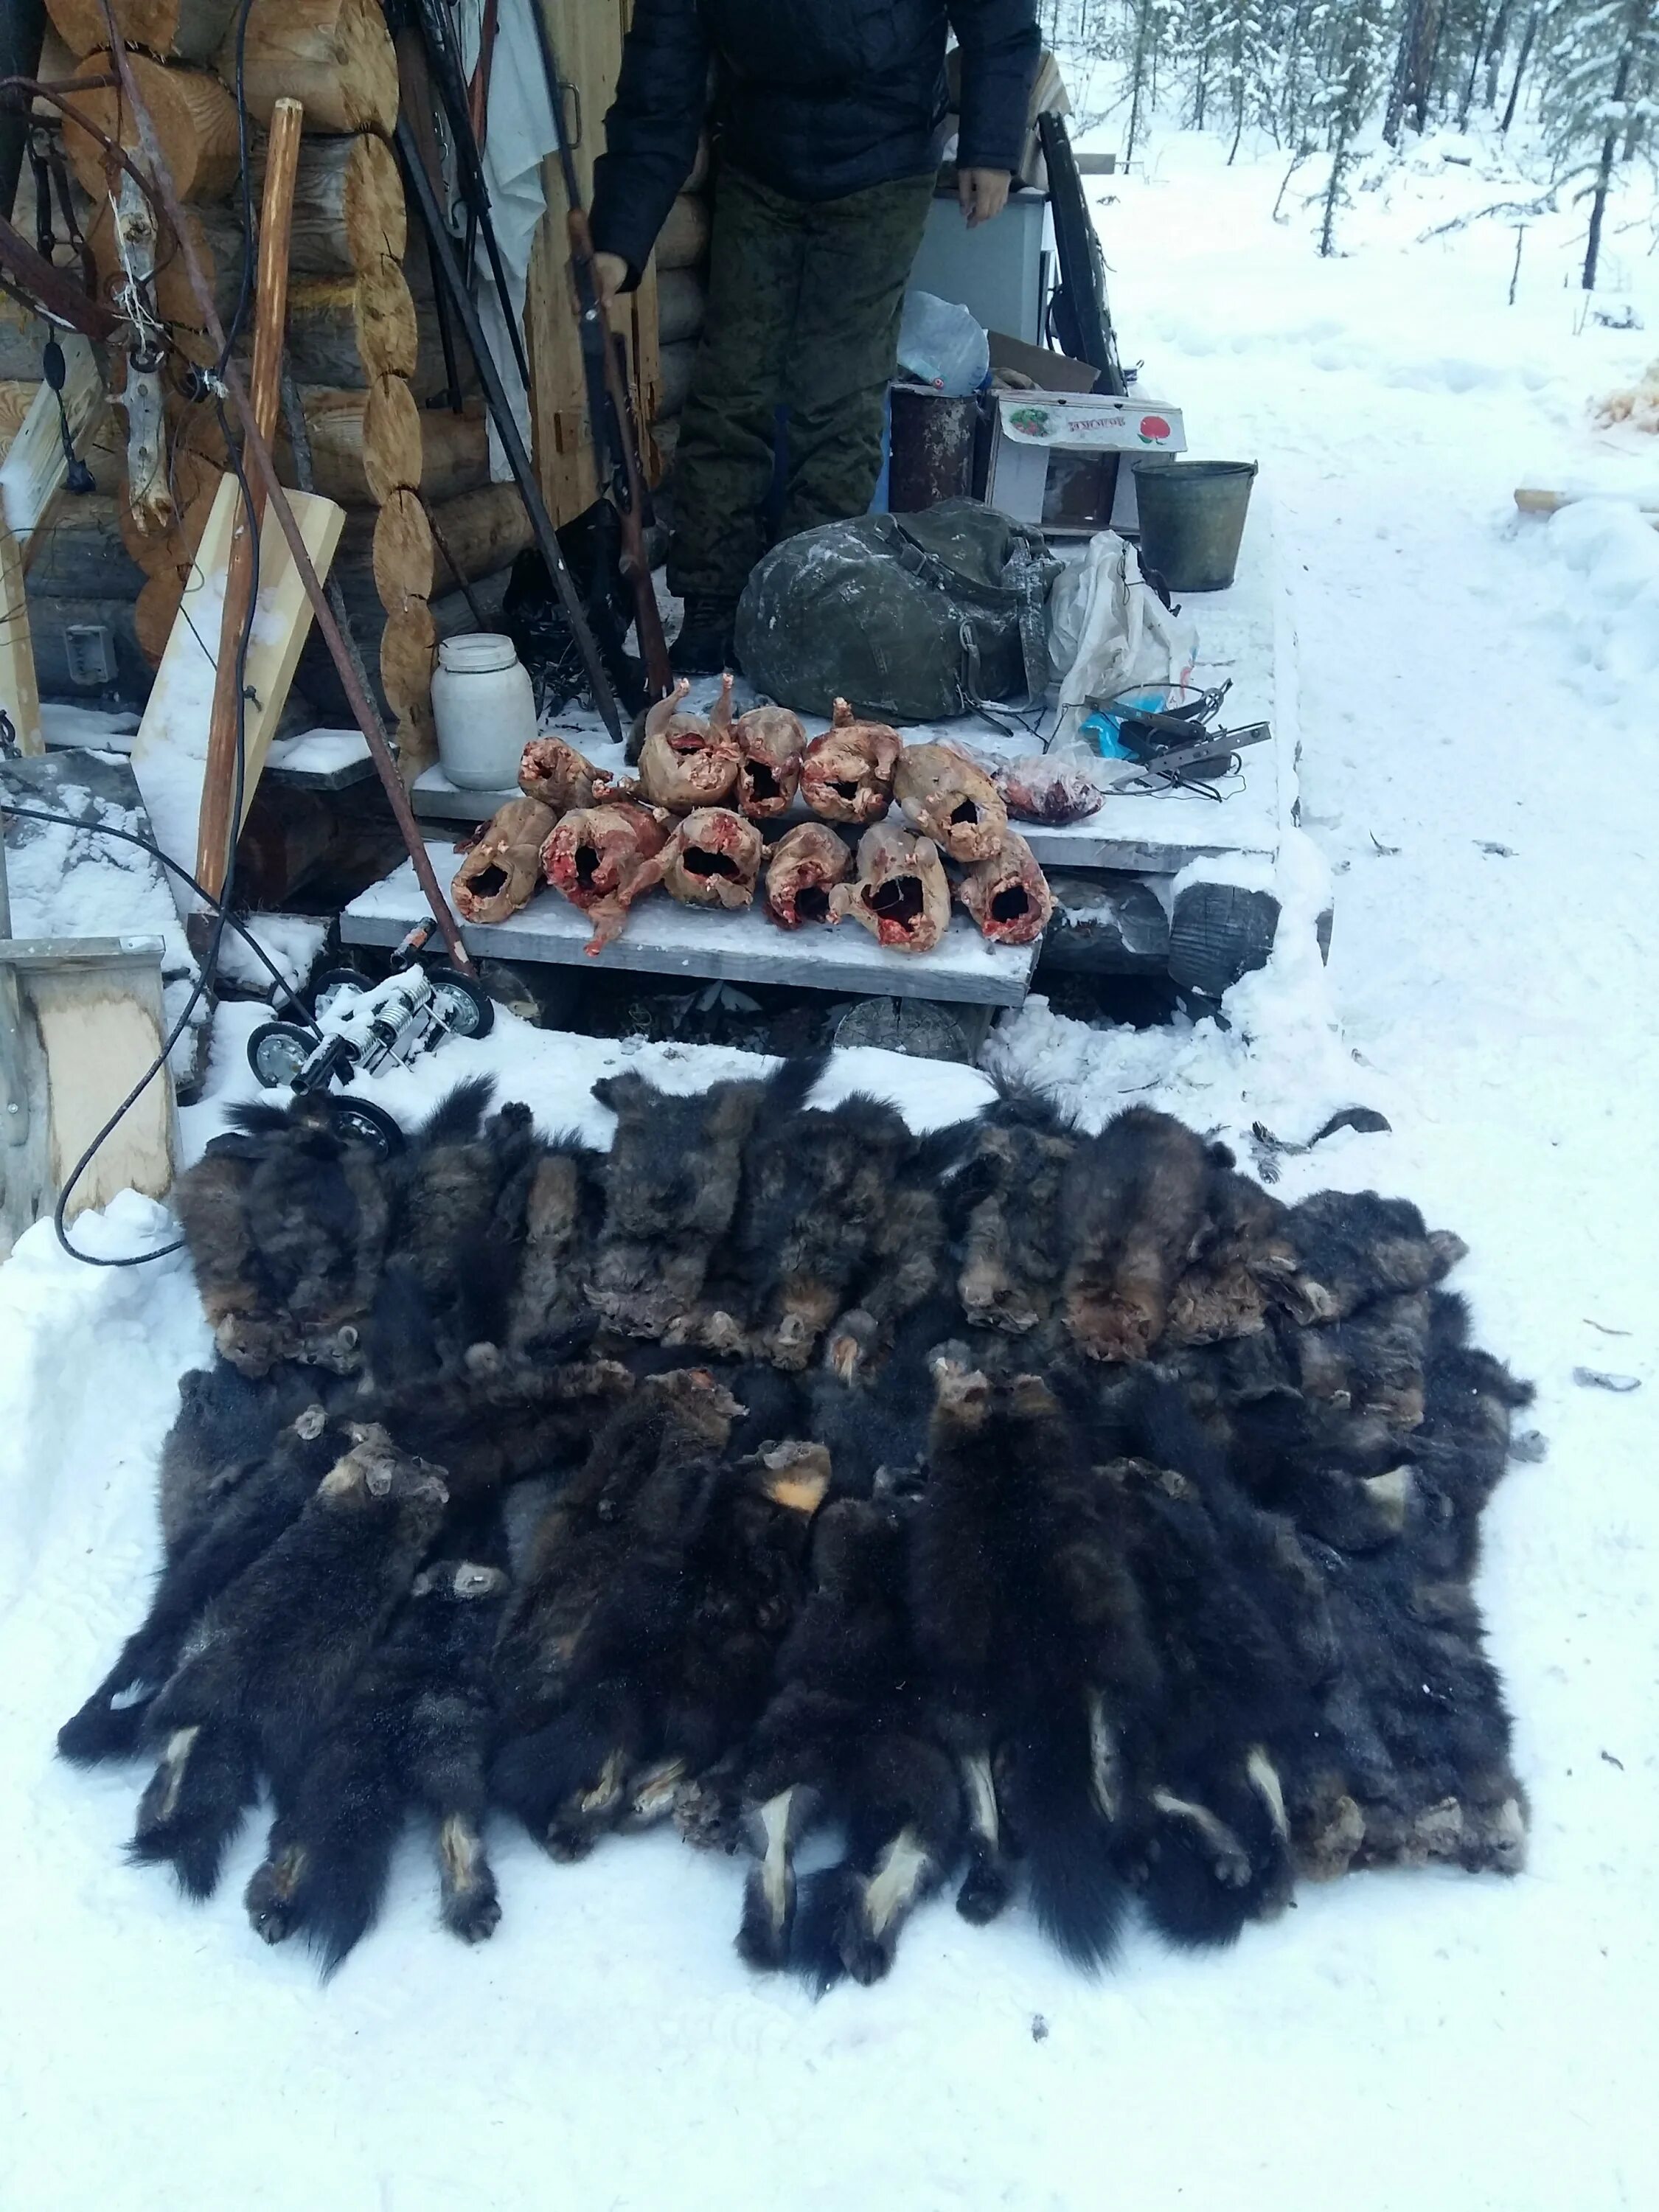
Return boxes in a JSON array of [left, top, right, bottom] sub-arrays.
[[195, 95, 302, 898], [99, 4, 476, 974]]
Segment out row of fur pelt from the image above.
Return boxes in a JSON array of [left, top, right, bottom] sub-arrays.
[[58, 1201, 1532, 1981], [170, 1058, 1471, 1392]]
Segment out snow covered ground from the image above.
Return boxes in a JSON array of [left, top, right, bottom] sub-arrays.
[[3, 125, 1658, 2211]]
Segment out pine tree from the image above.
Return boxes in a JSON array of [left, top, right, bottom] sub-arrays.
[[1539, 0, 1659, 288], [1318, 0, 1394, 252]]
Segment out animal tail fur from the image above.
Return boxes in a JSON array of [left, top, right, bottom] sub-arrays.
[[1006, 1717, 1127, 1970], [58, 1651, 165, 1765], [255, 1785, 404, 1977], [415, 1076, 497, 1145], [128, 1723, 260, 1900], [788, 1863, 862, 1994], [488, 1689, 640, 1845]]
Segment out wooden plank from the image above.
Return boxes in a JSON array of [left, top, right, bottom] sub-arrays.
[[343, 840, 1038, 1006], [131, 481, 345, 895], [0, 335, 102, 560], [198, 94, 304, 897], [1514, 484, 1659, 524], [0, 521, 42, 755]]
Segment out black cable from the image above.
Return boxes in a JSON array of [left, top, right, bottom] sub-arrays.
[[38, 413, 261, 1267], [0, 805, 307, 1015], [217, 0, 258, 372]]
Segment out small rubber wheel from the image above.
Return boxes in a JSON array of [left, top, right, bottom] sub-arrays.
[[426, 964, 495, 1040], [324, 1094, 406, 1157], [247, 1020, 316, 1089], [311, 966, 373, 1021]]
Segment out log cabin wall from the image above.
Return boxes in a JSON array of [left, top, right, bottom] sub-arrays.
[[14, 0, 608, 785]]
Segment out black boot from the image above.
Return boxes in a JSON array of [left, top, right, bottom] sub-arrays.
[[669, 595, 738, 677]]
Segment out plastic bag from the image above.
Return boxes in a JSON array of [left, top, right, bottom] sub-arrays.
[[897, 289, 990, 398], [1047, 530, 1198, 755]]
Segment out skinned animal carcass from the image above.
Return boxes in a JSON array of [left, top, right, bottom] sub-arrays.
[[633, 807, 765, 910], [635, 674, 740, 811], [955, 828, 1054, 947], [765, 822, 852, 929], [800, 698, 901, 824], [452, 797, 558, 925], [542, 800, 672, 954], [893, 743, 1009, 862], [518, 735, 597, 812], [992, 754, 1102, 826], [844, 821, 951, 953], [734, 703, 807, 819]]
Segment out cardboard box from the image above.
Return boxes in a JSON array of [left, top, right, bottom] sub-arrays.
[[984, 391, 1186, 536], [987, 331, 1100, 394]]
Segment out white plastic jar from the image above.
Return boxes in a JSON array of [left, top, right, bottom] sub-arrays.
[[430, 633, 537, 789]]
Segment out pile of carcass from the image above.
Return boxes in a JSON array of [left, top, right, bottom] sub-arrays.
[[452, 681, 1101, 957]]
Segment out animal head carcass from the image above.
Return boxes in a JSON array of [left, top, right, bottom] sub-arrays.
[[518, 735, 597, 811], [765, 822, 852, 928], [845, 821, 951, 953], [638, 674, 740, 810], [955, 828, 1054, 946], [734, 703, 806, 818], [800, 698, 902, 824], [893, 742, 1009, 862], [452, 796, 558, 925], [542, 800, 671, 954]]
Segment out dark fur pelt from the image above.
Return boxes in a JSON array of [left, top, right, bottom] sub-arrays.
[[59, 1395, 358, 1767], [128, 1426, 449, 1899], [912, 1364, 1158, 1966], [244, 1554, 510, 1972], [76, 1063, 1537, 1987], [726, 1492, 961, 1988], [365, 1082, 540, 1384]]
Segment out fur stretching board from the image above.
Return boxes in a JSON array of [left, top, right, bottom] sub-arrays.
[[58, 1060, 1535, 1986]]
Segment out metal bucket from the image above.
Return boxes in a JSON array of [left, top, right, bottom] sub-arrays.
[[888, 384, 979, 513], [1132, 459, 1258, 592]]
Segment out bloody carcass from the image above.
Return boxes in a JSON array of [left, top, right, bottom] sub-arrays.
[[451, 796, 559, 925], [764, 822, 852, 929], [518, 735, 598, 812], [892, 742, 1009, 862], [734, 702, 807, 819], [955, 827, 1054, 947], [635, 674, 740, 811], [542, 800, 672, 953], [844, 821, 951, 953], [634, 808, 765, 911], [800, 698, 902, 825]]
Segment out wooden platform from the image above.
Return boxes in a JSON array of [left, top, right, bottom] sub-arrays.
[[406, 503, 1293, 880], [342, 841, 1039, 1005]]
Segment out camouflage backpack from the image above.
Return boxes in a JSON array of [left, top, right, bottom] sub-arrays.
[[735, 498, 1060, 722]]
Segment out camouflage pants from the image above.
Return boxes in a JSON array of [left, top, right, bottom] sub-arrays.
[[665, 164, 936, 604]]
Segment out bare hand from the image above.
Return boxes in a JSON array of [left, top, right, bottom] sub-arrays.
[[958, 168, 1012, 229], [593, 251, 629, 313]]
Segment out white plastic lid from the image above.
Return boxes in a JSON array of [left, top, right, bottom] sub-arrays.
[[437, 632, 519, 675]]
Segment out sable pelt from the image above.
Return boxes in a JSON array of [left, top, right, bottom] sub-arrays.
[[912, 1363, 1160, 1966], [939, 1092, 1080, 1337], [176, 1095, 392, 1376], [504, 1135, 607, 1351], [365, 1079, 540, 1385], [1060, 1108, 1234, 1364], [59, 1396, 360, 1768], [245, 1553, 511, 1972], [727, 1491, 961, 1987], [128, 1427, 449, 1900], [1276, 1189, 1468, 1325]]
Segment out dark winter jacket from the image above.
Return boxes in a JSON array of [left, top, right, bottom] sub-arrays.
[[589, 0, 1041, 282]]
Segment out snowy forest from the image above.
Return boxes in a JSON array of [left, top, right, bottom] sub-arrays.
[[1040, 0, 1659, 280]]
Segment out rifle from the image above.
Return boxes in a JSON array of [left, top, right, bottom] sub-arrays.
[[527, 7, 672, 706]]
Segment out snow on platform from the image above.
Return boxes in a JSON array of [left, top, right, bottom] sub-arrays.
[[342, 839, 1040, 1006]]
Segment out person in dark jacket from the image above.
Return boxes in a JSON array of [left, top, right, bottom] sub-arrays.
[[588, 0, 1041, 675]]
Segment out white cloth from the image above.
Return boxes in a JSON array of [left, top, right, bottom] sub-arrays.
[[455, 0, 560, 483], [1047, 529, 1198, 753]]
